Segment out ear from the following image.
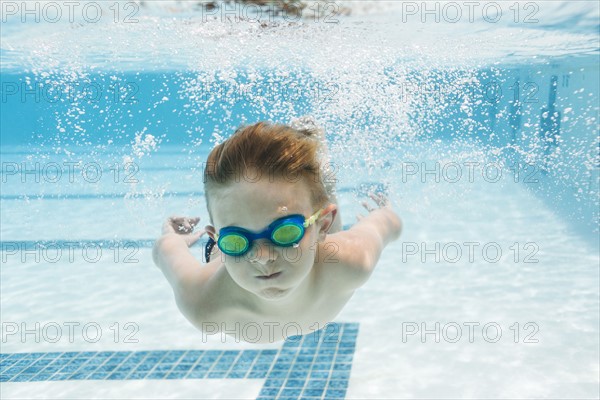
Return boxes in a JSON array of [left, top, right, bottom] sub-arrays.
[[317, 203, 337, 242], [205, 225, 217, 240]]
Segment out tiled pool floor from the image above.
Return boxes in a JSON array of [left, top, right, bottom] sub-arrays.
[[1, 322, 357, 400]]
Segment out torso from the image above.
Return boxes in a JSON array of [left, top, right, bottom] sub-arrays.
[[180, 249, 357, 343]]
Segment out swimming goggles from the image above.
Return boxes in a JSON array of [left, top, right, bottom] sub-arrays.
[[209, 208, 324, 258]]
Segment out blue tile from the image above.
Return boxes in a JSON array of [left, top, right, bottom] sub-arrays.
[[330, 370, 350, 379], [70, 358, 87, 366], [42, 352, 62, 358], [306, 379, 327, 389], [128, 372, 148, 380], [207, 371, 228, 378], [328, 379, 349, 388], [88, 372, 110, 380], [5, 366, 26, 374], [268, 369, 288, 378], [263, 378, 284, 387], [259, 387, 280, 396], [289, 370, 309, 379], [316, 355, 334, 362], [69, 372, 90, 380], [32, 373, 52, 381], [163, 354, 183, 363], [238, 352, 259, 360], [23, 366, 43, 374], [53, 374, 72, 381], [10, 374, 34, 382], [202, 351, 221, 361], [186, 370, 206, 379], [182, 351, 203, 363], [309, 370, 329, 379], [312, 363, 332, 371], [303, 388, 324, 396], [146, 372, 166, 379], [333, 363, 351, 371], [156, 364, 175, 372], [232, 360, 252, 367], [59, 364, 81, 373], [97, 365, 117, 373], [85, 357, 105, 365], [107, 372, 130, 380], [280, 388, 302, 396], [134, 363, 153, 372], [284, 379, 305, 387], [335, 354, 353, 362], [226, 371, 246, 378], [165, 371, 187, 379], [326, 388, 348, 397], [173, 363, 192, 372], [116, 365, 135, 373], [247, 370, 267, 378]]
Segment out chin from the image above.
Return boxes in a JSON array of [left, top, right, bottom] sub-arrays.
[[258, 287, 292, 300]]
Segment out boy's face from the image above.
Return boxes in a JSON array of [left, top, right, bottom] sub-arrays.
[[208, 173, 322, 301]]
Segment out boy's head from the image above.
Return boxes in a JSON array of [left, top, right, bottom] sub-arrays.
[[203, 121, 337, 301]]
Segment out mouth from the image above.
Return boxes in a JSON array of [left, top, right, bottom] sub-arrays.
[[256, 272, 282, 280]]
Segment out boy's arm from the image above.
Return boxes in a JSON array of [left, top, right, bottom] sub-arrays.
[[332, 194, 402, 289], [152, 216, 217, 294]]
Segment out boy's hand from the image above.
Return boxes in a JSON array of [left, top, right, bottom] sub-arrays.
[[356, 193, 391, 220], [356, 193, 402, 242], [161, 216, 205, 247]]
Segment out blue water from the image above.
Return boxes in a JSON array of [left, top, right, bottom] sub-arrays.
[[1, 1, 599, 399]]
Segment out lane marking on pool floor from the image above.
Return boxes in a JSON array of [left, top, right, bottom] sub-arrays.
[[1, 322, 357, 400]]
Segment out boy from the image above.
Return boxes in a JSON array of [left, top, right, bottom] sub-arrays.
[[153, 119, 402, 343]]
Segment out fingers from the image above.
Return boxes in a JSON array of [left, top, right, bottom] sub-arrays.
[[359, 192, 390, 215], [369, 192, 389, 207], [361, 201, 374, 212], [167, 216, 201, 234]]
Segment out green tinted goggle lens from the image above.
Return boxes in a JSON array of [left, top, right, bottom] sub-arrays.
[[272, 224, 303, 245], [219, 235, 249, 254]]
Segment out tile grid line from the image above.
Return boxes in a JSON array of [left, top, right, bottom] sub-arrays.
[[1, 322, 358, 399]]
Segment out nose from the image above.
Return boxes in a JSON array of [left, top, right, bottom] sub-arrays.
[[247, 240, 278, 265]]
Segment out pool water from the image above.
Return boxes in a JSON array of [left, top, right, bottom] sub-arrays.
[[1, 1, 599, 399]]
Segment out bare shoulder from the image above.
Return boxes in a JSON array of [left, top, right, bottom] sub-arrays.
[[172, 259, 228, 324], [314, 230, 375, 292]]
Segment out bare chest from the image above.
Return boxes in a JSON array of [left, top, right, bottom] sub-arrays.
[[212, 287, 354, 343]]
